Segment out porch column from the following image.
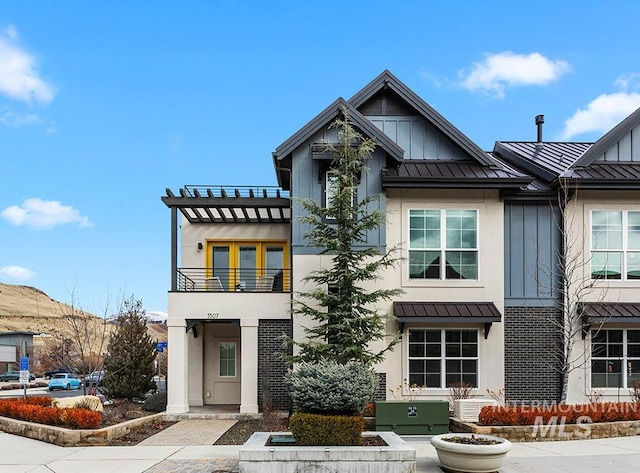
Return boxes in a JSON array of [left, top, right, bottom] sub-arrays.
[[240, 318, 259, 413], [166, 320, 189, 415]]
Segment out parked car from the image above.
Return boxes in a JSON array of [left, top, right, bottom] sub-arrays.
[[0, 371, 35, 382], [48, 373, 81, 391], [44, 367, 78, 379], [84, 370, 106, 386]]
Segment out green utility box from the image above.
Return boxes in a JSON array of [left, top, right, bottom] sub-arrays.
[[375, 400, 449, 435]]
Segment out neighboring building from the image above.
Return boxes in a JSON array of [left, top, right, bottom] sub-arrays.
[[162, 71, 640, 414], [0, 331, 36, 373]]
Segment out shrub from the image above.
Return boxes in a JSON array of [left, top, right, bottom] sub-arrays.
[[0, 396, 101, 429], [284, 360, 377, 415], [478, 402, 640, 426], [143, 392, 167, 412], [289, 412, 364, 446]]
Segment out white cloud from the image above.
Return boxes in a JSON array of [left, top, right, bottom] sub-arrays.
[[1, 198, 92, 230], [459, 52, 570, 99], [0, 25, 55, 104], [0, 109, 42, 127], [0, 265, 35, 280], [560, 75, 640, 140]]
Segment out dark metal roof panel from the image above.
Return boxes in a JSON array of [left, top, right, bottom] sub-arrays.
[[581, 303, 640, 322], [382, 160, 532, 189], [566, 163, 640, 181], [495, 142, 592, 177], [394, 302, 502, 321]]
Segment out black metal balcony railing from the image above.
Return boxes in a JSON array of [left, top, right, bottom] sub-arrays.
[[176, 268, 291, 293]]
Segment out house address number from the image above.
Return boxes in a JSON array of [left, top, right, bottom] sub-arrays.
[[207, 312, 219, 319]]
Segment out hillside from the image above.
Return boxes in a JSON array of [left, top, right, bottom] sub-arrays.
[[0, 282, 166, 340]]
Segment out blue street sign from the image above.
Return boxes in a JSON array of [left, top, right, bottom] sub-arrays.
[[20, 357, 29, 371]]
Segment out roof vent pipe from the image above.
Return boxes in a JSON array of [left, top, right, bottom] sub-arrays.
[[535, 114, 545, 143]]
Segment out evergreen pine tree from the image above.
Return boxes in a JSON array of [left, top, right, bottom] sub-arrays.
[[103, 296, 157, 399], [291, 106, 403, 366]]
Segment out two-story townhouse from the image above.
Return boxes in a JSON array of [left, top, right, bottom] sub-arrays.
[[162, 71, 533, 415], [495, 108, 640, 404]]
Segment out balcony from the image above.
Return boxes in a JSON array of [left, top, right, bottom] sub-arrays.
[[175, 268, 291, 293]]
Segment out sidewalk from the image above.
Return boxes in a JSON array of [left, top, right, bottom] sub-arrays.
[[2, 425, 640, 473]]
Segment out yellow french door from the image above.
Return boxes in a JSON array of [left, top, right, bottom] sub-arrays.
[[207, 240, 287, 291]]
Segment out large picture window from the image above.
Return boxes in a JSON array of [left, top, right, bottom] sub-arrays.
[[591, 210, 640, 280], [409, 209, 478, 280], [591, 329, 640, 388], [408, 329, 478, 388]]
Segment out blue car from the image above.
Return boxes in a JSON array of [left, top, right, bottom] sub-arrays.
[[48, 373, 81, 391]]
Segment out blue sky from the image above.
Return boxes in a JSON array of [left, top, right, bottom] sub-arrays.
[[1, 1, 640, 316]]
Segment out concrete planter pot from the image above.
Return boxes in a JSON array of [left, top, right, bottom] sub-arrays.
[[239, 431, 416, 473], [430, 433, 512, 473]]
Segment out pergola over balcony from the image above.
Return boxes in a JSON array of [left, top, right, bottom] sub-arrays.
[[162, 185, 291, 292], [162, 185, 291, 224]]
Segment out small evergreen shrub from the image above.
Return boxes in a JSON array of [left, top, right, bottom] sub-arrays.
[[289, 412, 364, 446], [143, 392, 167, 412], [283, 360, 377, 415]]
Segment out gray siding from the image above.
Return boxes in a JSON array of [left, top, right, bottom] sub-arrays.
[[596, 124, 640, 162], [504, 203, 560, 306], [367, 116, 465, 161], [291, 136, 387, 255]]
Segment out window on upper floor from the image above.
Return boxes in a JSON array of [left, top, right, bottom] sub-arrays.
[[409, 209, 478, 280], [591, 329, 640, 388], [408, 329, 478, 388], [591, 211, 640, 280], [323, 169, 356, 221]]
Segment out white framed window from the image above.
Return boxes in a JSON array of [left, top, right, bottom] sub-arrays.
[[591, 329, 640, 388], [591, 210, 640, 280], [409, 209, 478, 280], [219, 341, 237, 377], [408, 329, 478, 388]]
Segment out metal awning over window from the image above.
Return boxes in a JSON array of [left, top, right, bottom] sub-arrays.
[[581, 303, 640, 338], [393, 301, 502, 339], [162, 186, 291, 224]]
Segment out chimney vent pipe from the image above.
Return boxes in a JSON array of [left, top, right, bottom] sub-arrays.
[[535, 115, 545, 143]]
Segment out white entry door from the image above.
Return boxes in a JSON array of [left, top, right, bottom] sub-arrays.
[[203, 324, 241, 405]]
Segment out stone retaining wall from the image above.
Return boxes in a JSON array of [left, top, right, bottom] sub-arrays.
[[450, 417, 640, 442], [0, 412, 165, 446]]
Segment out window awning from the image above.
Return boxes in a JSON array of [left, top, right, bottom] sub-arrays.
[[393, 302, 502, 339], [580, 303, 640, 338]]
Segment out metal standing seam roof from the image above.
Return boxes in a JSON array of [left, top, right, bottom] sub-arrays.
[[580, 303, 640, 322], [393, 302, 502, 321], [381, 160, 532, 189], [563, 163, 640, 187], [161, 186, 291, 224], [494, 141, 593, 178]]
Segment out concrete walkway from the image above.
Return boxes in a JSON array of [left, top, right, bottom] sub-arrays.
[[2, 423, 640, 472]]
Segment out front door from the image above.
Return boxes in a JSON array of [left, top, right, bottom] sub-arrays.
[[203, 323, 241, 405]]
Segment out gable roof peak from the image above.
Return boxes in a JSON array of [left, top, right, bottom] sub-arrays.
[[349, 70, 500, 168]]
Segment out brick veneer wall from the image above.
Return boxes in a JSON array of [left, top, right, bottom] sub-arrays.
[[258, 319, 293, 410], [504, 306, 562, 403], [375, 373, 387, 401]]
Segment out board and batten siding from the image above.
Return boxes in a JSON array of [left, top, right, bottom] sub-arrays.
[[367, 116, 465, 161], [504, 203, 561, 306], [290, 140, 387, 255], [596, 123, 640, 162]]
